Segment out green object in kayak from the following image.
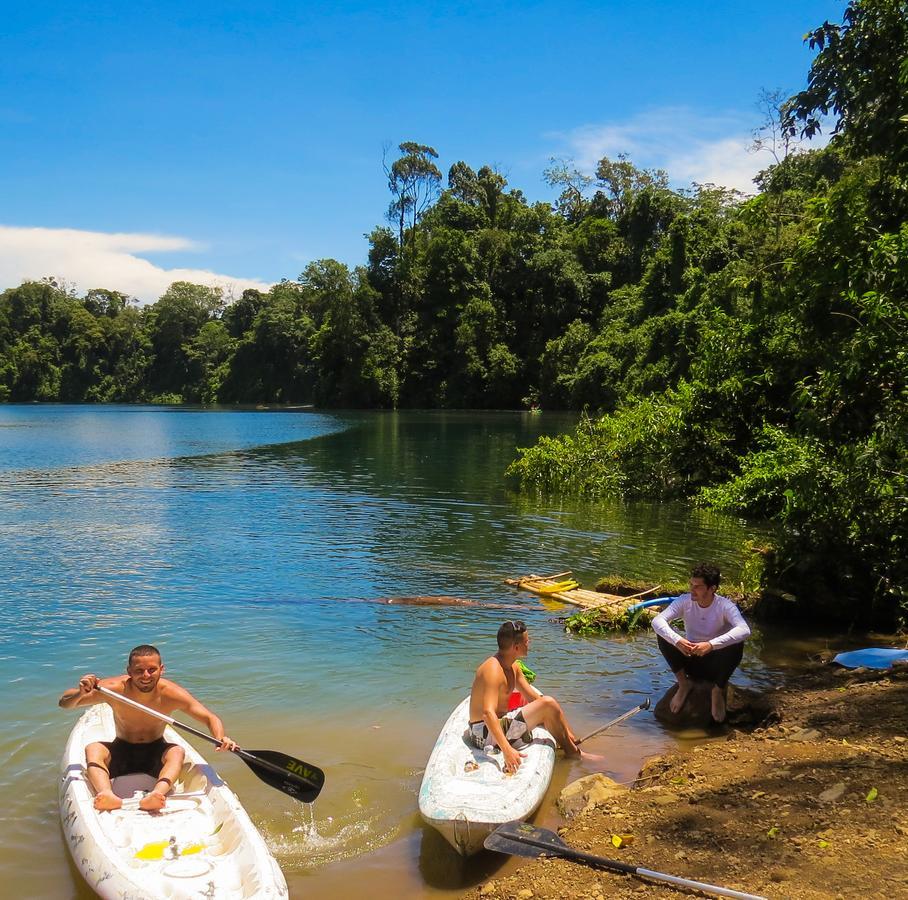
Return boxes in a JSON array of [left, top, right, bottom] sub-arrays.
[[517, 659, 536, 683]]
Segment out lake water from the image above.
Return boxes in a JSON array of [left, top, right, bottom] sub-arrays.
[[0, 406, 778, 898]]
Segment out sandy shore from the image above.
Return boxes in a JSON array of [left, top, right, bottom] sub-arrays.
[[464, 662, 908, 899]]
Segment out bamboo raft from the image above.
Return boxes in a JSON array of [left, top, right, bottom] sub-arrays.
[[504, 571, 665, 626]]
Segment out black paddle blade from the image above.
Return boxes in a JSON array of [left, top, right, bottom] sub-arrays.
[[484, 821, 569, 858], [240, 749, 325, 803]]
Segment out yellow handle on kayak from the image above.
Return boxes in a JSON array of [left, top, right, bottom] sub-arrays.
[[135, 839, 205, 860]]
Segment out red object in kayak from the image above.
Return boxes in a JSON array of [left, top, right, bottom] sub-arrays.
[[507, 691, 526, 710]]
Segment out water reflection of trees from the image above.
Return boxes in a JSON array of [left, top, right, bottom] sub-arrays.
[[229, 412, 767, 587]]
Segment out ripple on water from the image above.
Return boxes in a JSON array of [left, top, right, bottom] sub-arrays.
[[264, 804, 401, 869]]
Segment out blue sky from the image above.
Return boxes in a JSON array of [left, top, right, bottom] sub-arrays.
[[0, 1, 843, 302]]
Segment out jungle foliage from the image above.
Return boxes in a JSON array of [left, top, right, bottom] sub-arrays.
[[0, 1, 904, 623], [511, 0, 908, 624]]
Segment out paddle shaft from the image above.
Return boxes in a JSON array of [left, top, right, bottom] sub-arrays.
[[96, 685, 314, 788], [498, 831, 766, 900], [578, 698, 650, 745]]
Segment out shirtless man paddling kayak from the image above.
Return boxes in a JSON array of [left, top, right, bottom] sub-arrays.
[[59, 644, 237, 812], [468, 620, 594, 774]]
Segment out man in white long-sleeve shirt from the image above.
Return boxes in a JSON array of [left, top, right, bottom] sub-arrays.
[[651, 562, 750, 723]]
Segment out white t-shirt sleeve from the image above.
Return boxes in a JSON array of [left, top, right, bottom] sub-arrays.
[[708, 598, 751, 649], [651, 596, 687, 646]]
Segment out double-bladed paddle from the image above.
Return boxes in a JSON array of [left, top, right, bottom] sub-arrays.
[[97, 685, 324, 803], [577, 697, 650, 745], [484, 822, 767, 900]]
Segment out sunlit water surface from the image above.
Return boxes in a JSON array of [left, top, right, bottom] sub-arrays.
[[1, 406, 789, 898]]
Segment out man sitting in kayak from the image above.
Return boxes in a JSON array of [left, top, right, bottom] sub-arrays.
[[651, 562, 751, 723], [469, 620, 585, 774], [59, 644, 237, 812]]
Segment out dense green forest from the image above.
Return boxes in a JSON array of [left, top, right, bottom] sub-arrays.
[[510, 0, 908, 625], [1, 0, 905, 623]]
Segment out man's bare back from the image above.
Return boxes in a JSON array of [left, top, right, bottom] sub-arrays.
[[469, 655, 519, 722]]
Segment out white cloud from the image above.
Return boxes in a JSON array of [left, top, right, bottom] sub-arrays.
[[0, 225, 273, 305], [668, 136, 766, 194], [549, 106, 790, 195]]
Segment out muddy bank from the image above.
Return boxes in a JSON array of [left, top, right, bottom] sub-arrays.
[[464, 664, 908, 899]]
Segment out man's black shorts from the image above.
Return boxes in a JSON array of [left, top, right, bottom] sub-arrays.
[[100, 737, 178, 779]]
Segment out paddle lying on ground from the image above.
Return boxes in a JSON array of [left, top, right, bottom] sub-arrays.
[[97, 686, 324, 803], [484, 822, 767, 900], [577, 697, 650, 745]]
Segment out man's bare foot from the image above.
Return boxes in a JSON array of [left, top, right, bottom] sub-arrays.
[[139, 790, 167, 811], [579, 750, 605, 762], [670, 681, 692, 714], [93, 791, 122, 811], [711, 686, 727, 723]]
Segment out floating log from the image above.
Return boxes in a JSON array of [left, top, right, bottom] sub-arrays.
[[375, 596, 523, 610], [378, 595, 480, 606]]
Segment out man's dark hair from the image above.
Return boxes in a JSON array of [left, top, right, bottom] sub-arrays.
[[497, 620, 527, 649], [128, 644, 162, 666], [690, 562, 721, 589]]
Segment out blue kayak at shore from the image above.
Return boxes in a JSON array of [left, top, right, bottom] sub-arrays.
[[832, 647, 908, 669]]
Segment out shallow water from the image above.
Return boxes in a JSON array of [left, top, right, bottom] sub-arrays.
[[1, 406, 780, 898]]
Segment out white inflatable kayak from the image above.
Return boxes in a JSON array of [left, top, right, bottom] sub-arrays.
[[59, 703, 288, 899], [418, 695, 556, 856]]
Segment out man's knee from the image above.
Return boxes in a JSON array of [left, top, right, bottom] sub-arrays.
[[162, 745, 185, 768], [657, 637, 686, 671], [523, 694, 559, 727], [85, 741, 110, 762]]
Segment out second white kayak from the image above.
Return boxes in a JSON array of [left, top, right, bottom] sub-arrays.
[[418, 695, 556, 856]]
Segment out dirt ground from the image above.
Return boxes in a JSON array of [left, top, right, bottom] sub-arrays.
[[464, 663, 908, 900]]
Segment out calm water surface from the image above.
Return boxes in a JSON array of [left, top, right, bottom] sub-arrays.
[[1, 406, 779, 898]]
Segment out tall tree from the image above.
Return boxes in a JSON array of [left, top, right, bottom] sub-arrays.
[[385, 142, 442, 245], [145, 281, 225, 400], [594, 154, 670, 220], [544, 158, 594, 222]]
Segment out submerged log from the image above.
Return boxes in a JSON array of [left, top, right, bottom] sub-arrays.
[[377, 596, 480, 606]]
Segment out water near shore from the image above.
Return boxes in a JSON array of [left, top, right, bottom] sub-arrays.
[[0, 406, 774, 898]]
